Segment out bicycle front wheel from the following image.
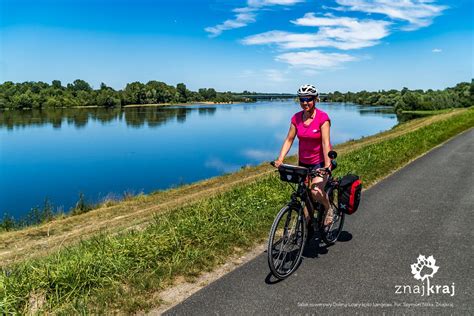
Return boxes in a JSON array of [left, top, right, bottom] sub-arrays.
[[321, 187, 345, 245], [267, 205, 306, 280]]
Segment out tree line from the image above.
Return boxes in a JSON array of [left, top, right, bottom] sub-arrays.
[[0, 79, 472, 111], [325, 80, 473, 112], [0, 80, 253, 110]]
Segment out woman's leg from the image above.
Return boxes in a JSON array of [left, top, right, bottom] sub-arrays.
[[310, 175, 333, 225]]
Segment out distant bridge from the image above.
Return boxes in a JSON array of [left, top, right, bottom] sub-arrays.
[[240, 94, 295, 99]]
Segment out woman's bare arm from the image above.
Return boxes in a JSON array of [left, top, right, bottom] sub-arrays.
[[320, 121, 331, 168], [275, 123, 296, 167]]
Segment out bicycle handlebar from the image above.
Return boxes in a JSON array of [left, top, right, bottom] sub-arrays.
[[270, 161, 331, 178], [270, 150, 337, 177]]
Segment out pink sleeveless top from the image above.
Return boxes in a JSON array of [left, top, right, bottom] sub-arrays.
[[291, 108, 331, 165]]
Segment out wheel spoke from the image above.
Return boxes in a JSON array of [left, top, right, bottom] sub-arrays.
[[321, 188, 344, 244], [275, 250, 289, 272], [274, 212, 295, 271]]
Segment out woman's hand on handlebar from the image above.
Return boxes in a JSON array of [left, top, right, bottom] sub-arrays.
[[311, 167, 331, 178], [271, 159, 283, 168]]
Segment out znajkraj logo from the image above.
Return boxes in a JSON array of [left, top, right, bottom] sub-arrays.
[[394, 254, 455, 297]]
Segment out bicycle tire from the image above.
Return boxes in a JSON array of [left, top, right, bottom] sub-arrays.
[[321, 187, 345, 245], [267, 205, 307, 280]]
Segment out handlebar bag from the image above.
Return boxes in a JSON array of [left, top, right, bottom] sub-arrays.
[[277, 165, 309, 184], [338, 174, 362, 215]]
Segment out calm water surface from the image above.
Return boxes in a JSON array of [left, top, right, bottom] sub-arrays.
[[0, 101, 398, 218]]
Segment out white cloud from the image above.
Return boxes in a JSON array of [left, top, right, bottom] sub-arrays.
[[242, 13, 391, 50], [205, 12, 256, 37], [243, 30, 314, 47], [276, 50, 357, 69], [248, 0, 305, 7], [242, 30, 373, 50], [334, 0, 448, 30], [205, 0, 305, 37], [292, 13, 391, 42], [432, 48, 442, 53]]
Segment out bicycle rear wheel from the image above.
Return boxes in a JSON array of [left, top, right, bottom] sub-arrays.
[[321, 188, 345, 245], [267, 205, 306, 280]]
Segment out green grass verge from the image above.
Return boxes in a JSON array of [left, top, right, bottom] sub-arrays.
[[1, 108, 473, 313]]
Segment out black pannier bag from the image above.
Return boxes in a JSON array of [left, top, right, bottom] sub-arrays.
[[338, 174, 362, 214]]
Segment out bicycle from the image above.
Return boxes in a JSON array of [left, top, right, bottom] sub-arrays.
[[268, 151, 344, 280]]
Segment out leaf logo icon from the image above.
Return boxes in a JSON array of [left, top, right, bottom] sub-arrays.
[[410, 254, 439, 282]]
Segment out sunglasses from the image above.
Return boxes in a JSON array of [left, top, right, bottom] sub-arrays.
[[299, 97, 314, 103]]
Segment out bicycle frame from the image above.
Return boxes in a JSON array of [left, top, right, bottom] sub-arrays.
[[287, 176, 331, 233]]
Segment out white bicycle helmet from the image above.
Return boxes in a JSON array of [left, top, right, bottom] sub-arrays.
[[297, 84, 319, 97]]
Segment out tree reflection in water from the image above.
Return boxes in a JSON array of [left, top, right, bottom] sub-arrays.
[[0, 106, 217, 130]]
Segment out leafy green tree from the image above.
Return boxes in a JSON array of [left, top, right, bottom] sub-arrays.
[[176, 83, 188, 102], [72, 79, 92, 92], [402, 92, 421, 110], [44, 97, 62, 108], [52, 80, 62, 89], [198, 88, 217, 100], [123, 82, 145, 104], [11, 91, 34, 109], [97, 89, 121, 107]]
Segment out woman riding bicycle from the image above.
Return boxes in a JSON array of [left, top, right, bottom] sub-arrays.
[[273, 84, 334, 226]]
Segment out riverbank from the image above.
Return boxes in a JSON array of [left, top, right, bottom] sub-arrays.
[[0, 101, 244, 111], [401, 108, 455, 115], [122, 101, 240, 107], [1, 108, 473, 313]]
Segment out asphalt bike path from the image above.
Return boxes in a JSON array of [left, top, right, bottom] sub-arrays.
[[165, 129, 473, 315]]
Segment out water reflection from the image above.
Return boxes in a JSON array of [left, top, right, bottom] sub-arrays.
[[0, 106, 210, 130], [198, 107, 217, 116], [395, 112, 430, 123]]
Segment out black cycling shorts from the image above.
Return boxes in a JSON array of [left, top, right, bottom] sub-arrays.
[[298, 161, 325, 171]]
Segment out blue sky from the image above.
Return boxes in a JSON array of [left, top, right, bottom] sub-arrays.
[[0, 0, 472, 93]]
